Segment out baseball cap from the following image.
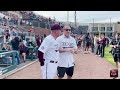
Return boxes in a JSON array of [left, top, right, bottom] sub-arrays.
[[51, 24, 61, 31]]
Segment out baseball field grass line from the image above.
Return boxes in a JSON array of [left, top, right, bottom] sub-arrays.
[[104, 46, 115, 66]]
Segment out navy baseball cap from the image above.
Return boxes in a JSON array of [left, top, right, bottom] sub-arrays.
[[51, 24, 61, 31]]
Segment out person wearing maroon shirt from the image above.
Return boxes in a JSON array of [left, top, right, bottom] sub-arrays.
[[36, 35, 41, 47], [105, 37, 109, 47], [19, 42, 27, 63], [99, 34, 106, 58], [5, 30, 10, 42]]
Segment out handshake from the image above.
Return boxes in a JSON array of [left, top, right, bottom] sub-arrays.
[[66, 48, 78, 54], [39, 59, 45, 66], [59, 48, 78, 54]]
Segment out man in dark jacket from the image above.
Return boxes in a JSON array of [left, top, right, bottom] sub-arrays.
[[110, 33, 120, 68], [11, 37, 20, 64]]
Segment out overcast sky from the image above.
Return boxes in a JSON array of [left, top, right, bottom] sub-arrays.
[[34, 11, 120, 23]]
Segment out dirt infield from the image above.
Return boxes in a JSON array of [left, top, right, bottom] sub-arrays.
[[6, 51, 115, 79]]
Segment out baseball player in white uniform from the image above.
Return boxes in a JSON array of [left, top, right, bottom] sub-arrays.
[[38, 24, 61, 79], [57, 25, 78, 79]]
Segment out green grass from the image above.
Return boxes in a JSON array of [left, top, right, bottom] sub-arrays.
[[104, 46, 115, 66]]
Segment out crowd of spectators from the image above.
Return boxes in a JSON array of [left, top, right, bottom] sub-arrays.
[[19, 11, 56, 28], [0, 11, 63, 66], [0, 11, 66, 30]]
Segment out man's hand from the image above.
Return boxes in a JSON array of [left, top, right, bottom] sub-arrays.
[[59, 48, 78, 53], [40, 61, 44, 66], [65, 48, 78, 54], [74, 49, 78, 54], [65, 48, 74, 52], [39, 59, 45, 66], [71, 49, 78, 54], [59, 48, 74, 52]]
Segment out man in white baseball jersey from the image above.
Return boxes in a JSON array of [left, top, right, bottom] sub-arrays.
[[57, 25, 78, 79], [38, 24, 61, 79]]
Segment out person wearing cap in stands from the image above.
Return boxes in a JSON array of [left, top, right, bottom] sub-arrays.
[[38, 24, 62, 79], [57, 25, 78, 79]]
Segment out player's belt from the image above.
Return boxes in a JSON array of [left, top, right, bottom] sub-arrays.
[[50, 60, 58, 63], [55, 50, 58, 52]]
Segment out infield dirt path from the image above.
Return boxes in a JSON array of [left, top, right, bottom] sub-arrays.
[[6, 51, 115, 79]]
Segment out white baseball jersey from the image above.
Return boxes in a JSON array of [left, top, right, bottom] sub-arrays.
[[38, 34, 60, 62], [57, 34, 77, 67]]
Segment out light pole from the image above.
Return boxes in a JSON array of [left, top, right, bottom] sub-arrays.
[[93, 18, 94, 35], [110, 18, 112, 37], [110, 18, 111, 30], [67, 11, 69, 24], [75, 11, 77, 29]]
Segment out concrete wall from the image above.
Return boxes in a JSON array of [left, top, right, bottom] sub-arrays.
[[115, 24, 120, 33]]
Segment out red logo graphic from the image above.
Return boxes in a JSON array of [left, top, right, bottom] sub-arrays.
[[110, 69, 118, 78]]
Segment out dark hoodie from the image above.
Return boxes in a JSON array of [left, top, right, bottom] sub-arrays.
[[11, 37, 20, 50]]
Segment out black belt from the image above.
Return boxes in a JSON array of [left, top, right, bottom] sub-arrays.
[[55, 50, 58, 52], [50, 60, 58, 63]]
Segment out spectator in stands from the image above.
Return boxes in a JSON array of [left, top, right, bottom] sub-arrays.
[[19, 42, 26, 62], [43, 34, 46, 39], [21, 32, 25, 40], [11, 37, 20, 64], [5, 29, 10, 42], [41, 36, 44, 43], [2, 42, 12, 51], [11, 37, 20, 50], [23, 39, 27, 47], [13, 27, 17, 36], [36, 35, 41, 47]]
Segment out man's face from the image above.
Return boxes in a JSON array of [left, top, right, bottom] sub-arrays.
[[63, 28, 71, 37], [100, 34, 104, 39], [55, 30, 62, 37]]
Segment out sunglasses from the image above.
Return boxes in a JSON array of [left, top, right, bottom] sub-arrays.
[[65, 29, 71, 31]]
